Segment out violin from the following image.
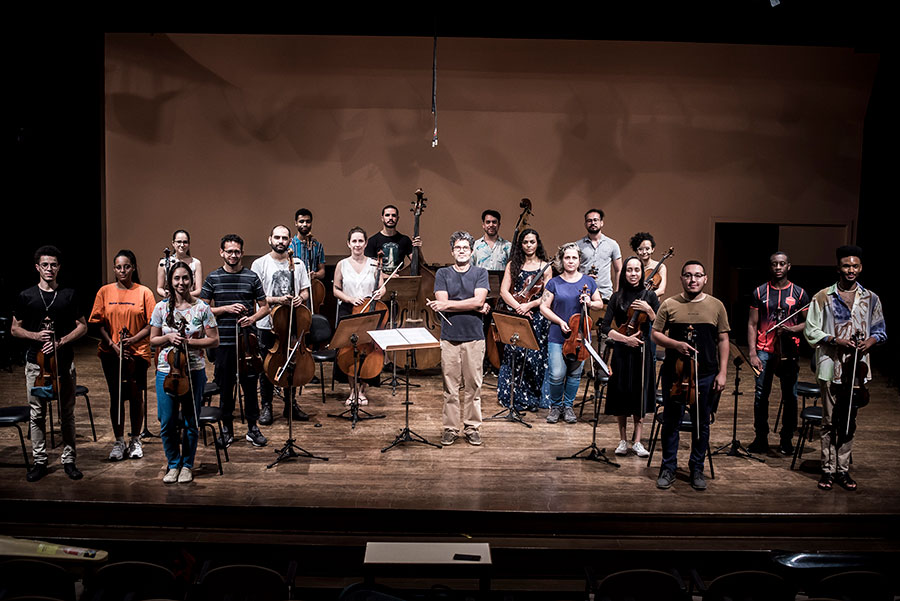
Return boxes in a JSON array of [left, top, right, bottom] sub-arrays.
[[35, 317, 61, 396], [668, 325, 699, 407], [643, 247, 674, 292], [263, 249, 315, 388], [237, 322, 263, 376], [305, 235, 326, 314], [337, 254, 389, 380], [511, 262, 552, 308], [163, 319, 191, 397], [398, 188, 442, 370], [562, 285, 593, 362]]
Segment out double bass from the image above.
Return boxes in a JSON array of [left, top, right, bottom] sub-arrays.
[[398, 188, 442, 369]]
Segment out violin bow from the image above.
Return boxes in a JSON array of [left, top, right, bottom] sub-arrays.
[[116, 328, 126, 430], [845, 330, 862, 438], [181, 317, 199, 426], [360, 259, 401, 313], [234, 320, 243, 411], [765, 302, 811, 334]]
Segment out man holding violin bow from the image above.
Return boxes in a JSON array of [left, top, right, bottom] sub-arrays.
[[652, 260, 730, 491], [11, 245, 87, 482], [747, 252, 810, 457], [804, 245, 886, 492]]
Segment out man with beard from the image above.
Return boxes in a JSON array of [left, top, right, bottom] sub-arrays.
[[199, 234, 270, 448], [364, 204, 423, 274], [289, 208, 325, 283], [252, 225, 311, 425], [652, 260, 730, 491], [804, 245, 886, 492], [471, 209, 511, 271], [747, 252, 809, 456], [574, 208, 622, 301]]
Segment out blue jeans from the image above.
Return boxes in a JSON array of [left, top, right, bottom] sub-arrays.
[[547, 342, 584, 409], [660, 371, 715, 475], [156, 369, 206, 470], [752, 350, 798, 440]]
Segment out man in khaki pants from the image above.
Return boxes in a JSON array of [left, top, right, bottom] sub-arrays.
[[428, 231, 490, 446]]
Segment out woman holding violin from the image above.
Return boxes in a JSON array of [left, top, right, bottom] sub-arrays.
[[149, 262, 219, 483], [804, 245, 886, 492], [497, 228, 551, 412], [631, 232, 666, 295], [540, 243, 603, 424], [89, 250, 155, 462], [333, 226, 385, 404], [600, 257, 659, 457], [156, 229, 202, 298]]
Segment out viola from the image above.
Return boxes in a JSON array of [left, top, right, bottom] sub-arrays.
[[237, 322, 263, 375], [562, 285, 592, 362], [163, 319, 191, 397], [398, 188, 442, 370], [263, 249, 315, 388], [643, 246, 674, 292], [35, 317, 61, 396], [668, 325, 698, 407]]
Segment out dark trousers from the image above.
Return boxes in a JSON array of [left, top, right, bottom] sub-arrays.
[[99, 353, 148, 438], [660, 371, 715, 475], [752, 350, 798, 441], [213, 345, 260, 431]]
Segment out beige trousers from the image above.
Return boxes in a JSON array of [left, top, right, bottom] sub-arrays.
[[440, 339, 485, 435]]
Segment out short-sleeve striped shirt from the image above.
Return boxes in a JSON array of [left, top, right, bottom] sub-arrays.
[[199, 267, 265, 347]]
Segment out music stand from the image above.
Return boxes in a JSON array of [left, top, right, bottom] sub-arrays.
[[326, 311, 387, 428], [486, 311, 538, 428], [712, 342, 765, 462], [557, 342, 618, 467], [369, 328, 442, 452], [381, 276, 422, 395]]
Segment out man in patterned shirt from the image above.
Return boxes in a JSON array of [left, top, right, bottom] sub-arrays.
[[471, 210, 511, 271], [804, 245, 886, 492]]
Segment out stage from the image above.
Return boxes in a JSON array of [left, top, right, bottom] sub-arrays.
[[1, 340, 898, 560]]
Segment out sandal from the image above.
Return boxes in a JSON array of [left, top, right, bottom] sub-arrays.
[[359, 393, 369, 406], [835, 472, 858, 491], [345, 397, 354, 406], [817, 473, 834, 491]]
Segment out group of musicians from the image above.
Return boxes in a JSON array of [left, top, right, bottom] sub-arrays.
[[10, 205, 887, 492]]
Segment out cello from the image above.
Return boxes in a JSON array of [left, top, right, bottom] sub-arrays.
[[336, 253, 390, 381], [263, 249, 316, 388], [398, 188, 442, 369]]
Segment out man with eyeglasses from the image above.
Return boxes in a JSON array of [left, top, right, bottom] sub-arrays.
[[428, 231, 490, 447], [11, 245, 88, 481], [651, 261, 730, 491], [199, 234, 270, 448], [574, 208, 622, 301]]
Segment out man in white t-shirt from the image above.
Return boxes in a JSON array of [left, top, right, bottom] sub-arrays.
[[252, 225, 311, 425]]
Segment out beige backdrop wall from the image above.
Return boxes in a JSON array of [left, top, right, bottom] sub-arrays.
[[104, 34, 876, 293]]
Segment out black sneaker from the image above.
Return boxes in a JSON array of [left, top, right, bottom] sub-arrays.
[[656, 468, 675, 489], [216, 433, 234, 449], [64, 463, 84, 480], [246, 426, 268, 447], [690, 470, 708, 491], [778, 438, 795, 456], [747, 437, 768, 454], [284, 402, 309, 421], [258, 404, 274, 426], [26, 463, 48, 482], [563, 407, 577, 423], [546, 407, 561, 423]]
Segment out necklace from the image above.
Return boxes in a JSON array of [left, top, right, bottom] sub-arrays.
[[40, 288, 58, 311]]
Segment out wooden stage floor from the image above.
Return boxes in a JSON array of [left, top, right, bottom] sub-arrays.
[[1, 340, 898, 554]]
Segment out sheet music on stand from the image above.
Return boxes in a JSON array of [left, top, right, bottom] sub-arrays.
[[368, 327, 440, 352], [585, 341, 611, 378]]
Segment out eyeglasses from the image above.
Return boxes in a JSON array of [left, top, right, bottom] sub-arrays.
[[453, 246, 471, 252], [223, 250, 242, 255], [682, 273, 706, 280]]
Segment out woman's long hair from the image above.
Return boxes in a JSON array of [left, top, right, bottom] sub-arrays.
[[508, 228, 548, 284], [166, 261, 194, 328], [614, 256, 646, 314]]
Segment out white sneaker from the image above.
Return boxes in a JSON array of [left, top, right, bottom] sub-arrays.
[[127, 438, 143, 459], [614, 440, 629, 456], [162, 468, 180, 483], [177, 467, 193, 483], [108, 440, 127, 461], [632, 441, 650, 458]]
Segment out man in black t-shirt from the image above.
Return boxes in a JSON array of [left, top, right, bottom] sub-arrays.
[[11, 246, 87, 482], [429, 231, 489, 447], [199, 234, 270, 448], [364, 204, 423, 274], [651, 260, 730, 491]]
